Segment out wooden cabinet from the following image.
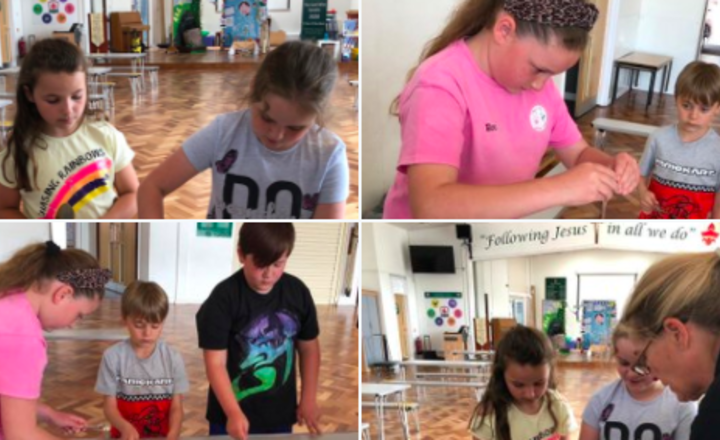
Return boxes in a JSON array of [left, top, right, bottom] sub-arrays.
[[491, 318, 517, 348], [443, 333, 464, 361], [110, 11, 149, 52]]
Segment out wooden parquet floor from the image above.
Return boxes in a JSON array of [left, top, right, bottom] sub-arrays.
[[0, 62, 358, 220], [40, 298, 359, 437], [361, 362, 618, 440], [561, 90, 704, 219]]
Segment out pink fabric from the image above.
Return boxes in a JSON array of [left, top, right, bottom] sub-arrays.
[[383, 39, 582, 218], [0, 292, 48, 440]]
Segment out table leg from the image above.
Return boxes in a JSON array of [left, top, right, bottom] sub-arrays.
[[376, 395, 386, 440], [647, 70, 656, 109], [630, 70, 636, 91], [665, 61, 673, 92], [611, 64, 621, 104], [634, 70, 639, 87]]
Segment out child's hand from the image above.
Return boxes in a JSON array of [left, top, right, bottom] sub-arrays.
[[297, 398, 322, 434], [559, 162, 617, 206], [119, 423, 140, 440], [46, 409, 87, 435], [227, 412, 250, 440], [640, 190, 661, 214], [612, 152, 640, 195]]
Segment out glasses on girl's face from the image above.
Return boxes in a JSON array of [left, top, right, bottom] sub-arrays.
[[631, 339, 653, 376]]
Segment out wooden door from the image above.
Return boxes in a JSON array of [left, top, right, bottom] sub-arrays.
[[575, 0, 609, 117], [394, 294, 409, 360], [98, 223, 138, 287], [0, 0, 10, 66]]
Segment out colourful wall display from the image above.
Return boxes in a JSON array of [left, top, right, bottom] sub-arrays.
[[32, 0, 78, 26], [223, 0, 267, 45], [581, 300, 617, 350], [426, 296, 463, 328]]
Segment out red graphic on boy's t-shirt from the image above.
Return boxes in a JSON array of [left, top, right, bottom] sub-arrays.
[[702, 224, 719, 245], [638, 179, 713, 219], [544, 434, 561, 440], [111, 397, 172, 438]]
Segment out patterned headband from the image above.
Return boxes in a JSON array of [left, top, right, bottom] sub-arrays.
[[504, 0, 599, 31], [46, 241, 112, 290], [57, 268, 113, 291]]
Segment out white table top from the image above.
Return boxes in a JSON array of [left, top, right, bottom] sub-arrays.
[[0, 67, 112, 76], [87, 52, 147, 59], [44, 328, 127, 341], [0, 99, 12, 109], [400, 359, 492, 367], [362, 383, 410, 397]]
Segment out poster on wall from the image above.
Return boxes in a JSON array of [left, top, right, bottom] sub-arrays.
[[581, 300, 617, 350], [32, 0, 79, 26], [542, 300, 565, 337], [425, 292, 463, 328], [223, 0, 267, 45]]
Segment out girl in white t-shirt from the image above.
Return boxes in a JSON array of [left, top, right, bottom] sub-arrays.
[[469, 325, 577, 440], [0, 39, 138, 219]]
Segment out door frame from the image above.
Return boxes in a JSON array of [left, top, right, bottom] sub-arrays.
[[394, 293, 409, 360]]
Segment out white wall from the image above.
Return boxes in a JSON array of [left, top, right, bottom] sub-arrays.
[[632, 0, 706, 96], [106, 0, 133, 14], [20, 0, 89, 47], [8, 0, 23, 65], [407, 225, 468, 351], [0, 223, 51, 263], [529, 249, 665, 338]]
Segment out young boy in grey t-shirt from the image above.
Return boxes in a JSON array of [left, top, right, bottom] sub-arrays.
[[638, 61, 720, 219], [95, 281, 189, 439]]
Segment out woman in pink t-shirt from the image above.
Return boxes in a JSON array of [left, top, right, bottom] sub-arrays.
[[383, 0, 640, 219], [0, 241, 111, 440]]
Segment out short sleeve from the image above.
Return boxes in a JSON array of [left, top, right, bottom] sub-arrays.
[[95, 348, 119, 396], [468, 411, 495, 440], [183, 116, 222, 172], [296, 280, 319, 341], [581, 390, 604, 429], [108, 124, 135, 172], [171, 349, 190, 395], [0, 335, 46, 399], [397, 84, 467, 172], [317, 141, 349, 205], [674, 401, 698, 440], [196, 284, 234, 350], [0, 148, 16, 188], [546, 81, 582, 149], [555, 393, 578, 435], [638, 134, 658, 177]]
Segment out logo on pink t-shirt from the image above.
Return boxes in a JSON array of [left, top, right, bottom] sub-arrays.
[[530, 105, 549, 132]]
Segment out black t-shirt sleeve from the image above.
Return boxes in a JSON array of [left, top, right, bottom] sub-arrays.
[[295, 279, 319, 341], [196, 277, 236, 350]]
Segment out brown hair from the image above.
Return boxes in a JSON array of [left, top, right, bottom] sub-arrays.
[[239, 223, 295, 268], [121, 281, 169, 323], [1, 38, 89, 191], [468, 325, 559, 440], [0, 242, 104, 300], [392, 0, 592, 114], [674, 61, 720, 107], [621, 252, 720, 340], [247, 41, 338, 125]]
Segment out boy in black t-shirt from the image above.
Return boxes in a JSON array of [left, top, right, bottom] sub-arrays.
[[196, 223, 321, 440]]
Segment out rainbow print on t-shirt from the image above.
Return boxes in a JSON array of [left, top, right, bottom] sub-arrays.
[[43, 157, 113, 219]]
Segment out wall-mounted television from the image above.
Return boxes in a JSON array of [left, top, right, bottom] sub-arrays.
[[409, 245, 455, 274]]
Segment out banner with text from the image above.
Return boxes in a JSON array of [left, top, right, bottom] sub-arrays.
[[598, 222, 720, 253], [472, 222, 596, 260]]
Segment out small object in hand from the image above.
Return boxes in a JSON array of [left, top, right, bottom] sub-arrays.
[[57, 204, 75, 219]]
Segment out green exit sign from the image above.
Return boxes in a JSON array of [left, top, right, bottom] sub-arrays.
[[196, 223, 233, 238]]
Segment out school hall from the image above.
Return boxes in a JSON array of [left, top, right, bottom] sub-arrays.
[[361, 221, 715, 439], [362, 0, 720, 219], [0, 222, 359, 438], [0, 0, 358, 219]]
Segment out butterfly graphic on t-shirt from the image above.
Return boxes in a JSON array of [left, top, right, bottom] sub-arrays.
[[303, 193, 320, 211], [600, 403, 615, 422], [215, 150, 238, 174]]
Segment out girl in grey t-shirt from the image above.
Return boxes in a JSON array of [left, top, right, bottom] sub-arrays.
[[138, 41, 350, 219], [579, 324, 697, 440]]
